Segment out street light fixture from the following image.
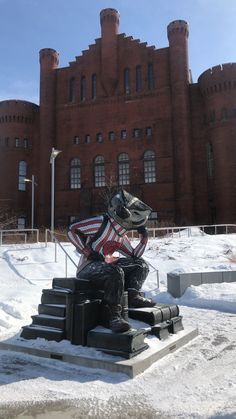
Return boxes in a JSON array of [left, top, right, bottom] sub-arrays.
[[24, 175, 37, 230], [50, 147, 62, 235]]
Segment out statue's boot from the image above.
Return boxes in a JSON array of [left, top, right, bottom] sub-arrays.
[[108, 304, 131, 333], [128, 288, 156, 308]]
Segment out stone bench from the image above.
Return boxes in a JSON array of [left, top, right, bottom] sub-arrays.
[[167, 270, 236, 298]]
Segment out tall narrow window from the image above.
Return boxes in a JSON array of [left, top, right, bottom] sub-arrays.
[[124, 68, 130, 94], [23, 138, 29, 148], [146, 127, 152, 137], [70, 158, 81, 189], [96, 132, 103, 143], [136, 65, 142, 92], [121, 129, 127, 140], [143, 150, 156, 183], [94, 155, 105, 187], [18, 160, 27, 191], [206, 142, 214, 179], [92, 74, 97, 99], [69, 77, 76, 102], [17, 217, 26, 229], [118, 153, 130, 185], [80, 76, 86, 101], [148, 63, 155, 90], [15, 138, 20, 147]]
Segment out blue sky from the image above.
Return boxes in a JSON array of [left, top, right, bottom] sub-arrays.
[[0, 0, 235, 104]]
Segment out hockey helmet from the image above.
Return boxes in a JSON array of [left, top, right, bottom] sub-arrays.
[[108, 189, 152, 230]]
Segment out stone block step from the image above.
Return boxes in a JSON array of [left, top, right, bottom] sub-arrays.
[[41, 289, 69, 305], [31, 314, 66, 329], [20, 324, 64, 342], [38, 303, 66, 317], [53, 277, 89, 292]]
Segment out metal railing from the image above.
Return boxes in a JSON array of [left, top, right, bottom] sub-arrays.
[[45, 229, 77, 277], [0, 228, 39, 246], [128, 224, 236, 239]]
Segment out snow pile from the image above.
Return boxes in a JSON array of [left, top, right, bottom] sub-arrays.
[[0, 233, 236, 418]]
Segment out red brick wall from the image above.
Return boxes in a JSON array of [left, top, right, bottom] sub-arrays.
[[1, 10, 236, 228]]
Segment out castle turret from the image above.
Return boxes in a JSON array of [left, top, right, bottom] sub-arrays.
[[38, 48, 59, 226], [100, 8, 120, 96], [167, 20, 194, 224], [0, 100, 39, 225], [198, 63, 236, 222]]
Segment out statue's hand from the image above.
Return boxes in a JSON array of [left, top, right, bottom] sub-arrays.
[[137, 226, 148, 237], [87, 250, 105, 262]]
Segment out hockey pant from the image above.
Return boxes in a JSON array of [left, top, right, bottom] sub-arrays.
[[77, 257, 149, 306]]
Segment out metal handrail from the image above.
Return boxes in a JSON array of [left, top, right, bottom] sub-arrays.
[[45, 229, 77, 277]]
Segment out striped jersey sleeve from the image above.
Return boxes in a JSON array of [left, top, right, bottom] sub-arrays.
[[119, 234, 148, 258], [68, 216, 103, 254]]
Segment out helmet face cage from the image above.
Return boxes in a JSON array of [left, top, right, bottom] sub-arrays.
[[108, 189, 152, 230]]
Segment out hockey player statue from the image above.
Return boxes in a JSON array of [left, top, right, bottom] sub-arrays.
[[68, 189, 155, 333]]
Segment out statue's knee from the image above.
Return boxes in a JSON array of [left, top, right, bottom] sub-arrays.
[[135, 258, 149, 273]]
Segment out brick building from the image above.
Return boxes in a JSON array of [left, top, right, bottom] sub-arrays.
[[1, 8, 236, 228]]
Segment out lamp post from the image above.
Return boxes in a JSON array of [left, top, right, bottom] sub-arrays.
[[50, 147, 61, 235], [24, 175, 37, 230]]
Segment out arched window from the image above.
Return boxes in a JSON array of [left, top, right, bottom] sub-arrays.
[[80, 76, 86, 101], [92, 74, 97, 99], [94, 155, 105, 187], [136, 65, 142, 92], [148, 63, 155, 90], [70, 158, 81, 189], [118, 153, 130, 185], [206, 142, 214, 179], [143, 150, 156, 183], [69, 77, 76, 102], [124, 68, 130, 94], [18, 160, 27, 191]]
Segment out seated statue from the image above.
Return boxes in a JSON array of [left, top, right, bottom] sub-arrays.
[[68, 189, 155, 333]]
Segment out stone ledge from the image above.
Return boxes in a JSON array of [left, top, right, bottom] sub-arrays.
[[167, 270, 236, 297], [0, 327, 198, 378]]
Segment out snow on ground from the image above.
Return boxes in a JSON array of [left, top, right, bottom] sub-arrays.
[[0, 228, 236, 418]]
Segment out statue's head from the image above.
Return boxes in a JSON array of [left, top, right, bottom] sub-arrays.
[[108, 189, 152, 230]]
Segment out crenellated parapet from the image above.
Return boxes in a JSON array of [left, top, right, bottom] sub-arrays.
[[0, 100, 39, 124], [198, 63, 236, 97], [100, 8, 120, 37], [39, 48, 59, 70], [167, 20, 189, 40]]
